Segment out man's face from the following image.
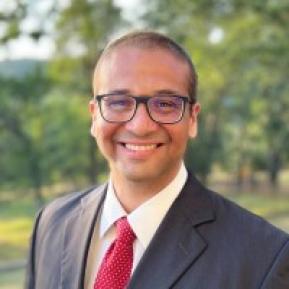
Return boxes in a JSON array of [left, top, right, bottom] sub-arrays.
[[90, 47, 200, 186]]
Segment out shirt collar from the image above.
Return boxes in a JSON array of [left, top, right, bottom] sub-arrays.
[[99, 163, 188, 248], [99, 180, 127, 238]]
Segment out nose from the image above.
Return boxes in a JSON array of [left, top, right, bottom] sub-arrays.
[[125, 104, 159, 135]]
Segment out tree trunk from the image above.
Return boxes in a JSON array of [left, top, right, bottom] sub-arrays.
[[267, 151, 281, 192]]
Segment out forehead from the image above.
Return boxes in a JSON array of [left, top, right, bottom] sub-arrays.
[[93, 47, 190, 94]]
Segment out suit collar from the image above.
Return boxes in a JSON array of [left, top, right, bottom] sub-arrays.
[[182, 172, 216, 226], [61, 184, 107, 289], [127, 173, 215, 289]]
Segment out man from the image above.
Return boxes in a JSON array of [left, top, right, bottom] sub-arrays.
[[25, 31, 289, 289]]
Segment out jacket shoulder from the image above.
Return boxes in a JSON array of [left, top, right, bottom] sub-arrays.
[[38, 183, 106, 230], [185, 172, 288, 246], [210, 188, 289, 239]]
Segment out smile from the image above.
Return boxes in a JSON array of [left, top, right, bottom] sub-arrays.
[[123, 143, 158, 151]]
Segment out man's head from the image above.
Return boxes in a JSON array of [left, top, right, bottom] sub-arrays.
[[93, 31, 198, 103], [90, 31, 200, 189]]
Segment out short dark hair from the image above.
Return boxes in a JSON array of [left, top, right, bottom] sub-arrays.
[[95, 30, 198, 102]]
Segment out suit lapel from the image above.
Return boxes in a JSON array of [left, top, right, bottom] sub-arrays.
[[61, 185, 107, 289], [128, 174, 215, 289]]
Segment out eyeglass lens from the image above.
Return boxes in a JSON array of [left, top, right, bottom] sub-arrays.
[[100, 94, 185, 123]]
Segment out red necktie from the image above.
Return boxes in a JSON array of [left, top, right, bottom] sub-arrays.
[[94, 217, 136, 289]]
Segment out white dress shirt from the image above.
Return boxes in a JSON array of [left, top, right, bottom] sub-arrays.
[[85, 163, 188, 289]]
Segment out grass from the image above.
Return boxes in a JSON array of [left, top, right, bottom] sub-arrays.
[[270, 215, 289, 232], [0, 198, 35, 288], [227, 193, 289, 219], [0, 268, 24, 289], [0, 197, 37, 219], [0, 199, 37, 262], [0, 221, 31, 261]]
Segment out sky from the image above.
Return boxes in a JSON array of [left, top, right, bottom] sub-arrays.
[[0, 0, 222, 60], [0, 0, 141, 60]]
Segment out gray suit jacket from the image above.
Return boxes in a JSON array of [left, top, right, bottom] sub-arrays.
[[25, 173, 289, 289]]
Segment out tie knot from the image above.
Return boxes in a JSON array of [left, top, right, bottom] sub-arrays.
[[116, 217, 136, 243]]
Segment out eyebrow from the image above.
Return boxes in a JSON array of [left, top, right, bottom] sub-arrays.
[[105, 89, 183, 96]]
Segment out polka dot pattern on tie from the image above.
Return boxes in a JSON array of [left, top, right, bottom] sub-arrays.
[[94, 217, 136, 289]]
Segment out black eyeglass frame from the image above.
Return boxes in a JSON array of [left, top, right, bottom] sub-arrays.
[[94, 93, 195, 124]]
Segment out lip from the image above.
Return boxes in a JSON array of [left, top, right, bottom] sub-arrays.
[[124, 143, 158, 151], [116, 141, 164, 159]]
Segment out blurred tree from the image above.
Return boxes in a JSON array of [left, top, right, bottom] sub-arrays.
[[0, 67, 50, 205], [40, 88, 107, 189], [0, 0, 54, 44], [1, 0, 288, 197], [48, 0, 123, 184], [0, 0, 124, 200], [51, 0, 123, 89], [144, 0, 289, 190], [0, 1, 27, 43]]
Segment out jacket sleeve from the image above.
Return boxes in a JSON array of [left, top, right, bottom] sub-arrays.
[[24, 209, 44, 289], [261, 238, 289, 289]]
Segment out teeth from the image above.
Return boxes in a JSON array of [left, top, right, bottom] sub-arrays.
[[125, 144, 157, 151]]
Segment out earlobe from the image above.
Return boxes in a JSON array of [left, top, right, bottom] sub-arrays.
[[189, 122, 198, 138]]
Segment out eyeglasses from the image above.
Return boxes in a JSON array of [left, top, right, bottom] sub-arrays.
[[94, 93, 194, 124]]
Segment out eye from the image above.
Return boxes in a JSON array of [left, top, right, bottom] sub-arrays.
[[104, 96, 134, 111], [158, 100, 177, 108], [151, 96, 182, 113]]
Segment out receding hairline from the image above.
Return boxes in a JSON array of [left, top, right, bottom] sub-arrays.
[[93, 31, 198, 101]]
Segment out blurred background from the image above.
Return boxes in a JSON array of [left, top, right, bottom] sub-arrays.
[[0, 0, 288, 288]]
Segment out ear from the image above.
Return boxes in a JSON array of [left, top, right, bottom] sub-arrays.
[[89, 99, 96, 115], [89, 100, 97, 137], [188, 102, 201, 138]]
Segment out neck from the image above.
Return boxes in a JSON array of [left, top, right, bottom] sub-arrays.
[[110, 164, 181, 213]]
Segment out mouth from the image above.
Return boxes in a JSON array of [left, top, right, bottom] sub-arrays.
[[119, 142, 163, 151]]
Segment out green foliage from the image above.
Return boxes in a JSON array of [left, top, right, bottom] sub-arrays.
[[0, 71, 108, 195], [0, 0, 122, 198], [0, 68, 50, 201], [144, 0, 289, 184], [49, 0, 123, 92], [46, 0, 123, 184], [1, 0, 289, 194], [0, 1, 27, 43]]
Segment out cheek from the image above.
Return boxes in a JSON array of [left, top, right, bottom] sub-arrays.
[[175, 132, 189, 149], [94, 120, 119, 146], [167, 123, 190, 141], [168, 126, 191, 153]]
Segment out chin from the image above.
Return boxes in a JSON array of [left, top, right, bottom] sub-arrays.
[[119, 164, 174, 185], [123, 171, 155, 183], [111, 159, 180, 185], [115, 165, 157, 183]]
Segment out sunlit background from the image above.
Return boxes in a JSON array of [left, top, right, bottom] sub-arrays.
[[0, 0, 289, 287]]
